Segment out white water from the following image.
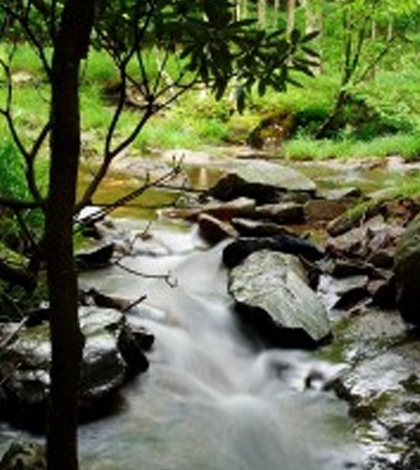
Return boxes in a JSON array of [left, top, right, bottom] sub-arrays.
[[75, 221, 362, 470], [0, 221, 361, 469]]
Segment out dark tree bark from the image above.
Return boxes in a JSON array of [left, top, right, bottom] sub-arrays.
[[45, 1, 95, 470]]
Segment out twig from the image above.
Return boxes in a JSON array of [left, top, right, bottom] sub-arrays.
[[0, 317, 27, 351], [114, 259, 177, 288], [75, 159, 183, 225], [121, 294, 147, 313]]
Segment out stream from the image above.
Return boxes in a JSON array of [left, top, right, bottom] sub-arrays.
[[4, 151, 418, 469], [75, 221, 360, 470]]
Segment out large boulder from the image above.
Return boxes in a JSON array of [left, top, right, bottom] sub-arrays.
[[228, 250, 331, 349], [207, 160, 316, 204], [394, 215, 420, 324], [0, 307, 152, 430]]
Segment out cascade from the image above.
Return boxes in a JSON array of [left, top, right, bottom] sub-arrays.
[[76, 222, 361, 470]]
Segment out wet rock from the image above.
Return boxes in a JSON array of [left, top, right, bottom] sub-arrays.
[[326, 257, 374, 278], [117, 324, 153, 377], [0, 441, 46, 470], [231, 218, 292, 237], [322, 308, 420, 469], [162, 197, 256, 222], [229, 250, 331, 349], [0, 307, 152, 430], [318, 275, 369, 311], [394, 215, 420, 325], [202, 197, 256, 220], [363, 225, 405, 269], [208, 160, 316, 204], [325, 215, 386, 258], [326, 204, 383, 237], [23, 308, 51, 327], [320, 187, 362, 201], [222, 233, 324, 268], [254, 202, 304, 224], [75, 243, 115, 270], [368, 274, 396, 309], [327, 197, 418, 239], [198, 213, 239, 244]]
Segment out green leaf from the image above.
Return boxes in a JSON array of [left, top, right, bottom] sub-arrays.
[[301, 30, 320, 44]]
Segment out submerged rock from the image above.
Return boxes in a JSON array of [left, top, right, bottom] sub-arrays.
[[228, 250, 331, 349]]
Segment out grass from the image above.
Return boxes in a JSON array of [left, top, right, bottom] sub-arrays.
[[284, 134, 420, 161], [2, 42, 420, 164]]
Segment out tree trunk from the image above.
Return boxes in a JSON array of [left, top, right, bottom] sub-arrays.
[[273, 0, 280, 28], [286, 0, 296, 37], [258, 0, 267, 27], [45, 1, 95, 470], [301, 0, 322, 74]]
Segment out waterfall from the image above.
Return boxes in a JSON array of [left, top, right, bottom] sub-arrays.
[[76, 222, 360, 470]]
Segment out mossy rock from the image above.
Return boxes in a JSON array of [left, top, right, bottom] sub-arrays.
[[247, 111, 295, 149]]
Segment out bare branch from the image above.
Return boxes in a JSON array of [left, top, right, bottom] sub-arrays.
[[0, 2, 52, 78], [0, 57, 48, 206], [0, 197, 42, 210], [76, 159, 183, 218], [114, 259, 177, 288], [355, 35, 396, 85], [0, 317, 27, 351]]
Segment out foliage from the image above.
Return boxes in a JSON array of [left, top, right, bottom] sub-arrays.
[[0, 139, 45, 246]]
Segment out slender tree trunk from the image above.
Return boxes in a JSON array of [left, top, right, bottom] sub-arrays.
[[258, 0, 267, 27], [301, 0, 322, 74], [45, 1, 95, 469], [286, 0, 296, 36], [273, 0, 280, 28], [370, 18, 377, 80]]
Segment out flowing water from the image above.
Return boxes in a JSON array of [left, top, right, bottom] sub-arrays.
[[2, 151, 401, 468], [74, 221, 362, 470]]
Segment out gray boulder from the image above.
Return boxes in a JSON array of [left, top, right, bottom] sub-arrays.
[[208, 160, 316, 204], [228, 250, 331, 349]]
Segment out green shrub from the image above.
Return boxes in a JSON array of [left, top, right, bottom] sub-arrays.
[[0, 139, 46, 249]]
